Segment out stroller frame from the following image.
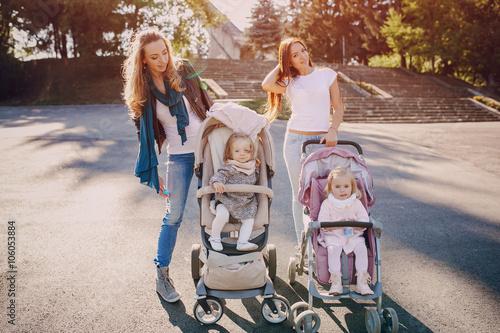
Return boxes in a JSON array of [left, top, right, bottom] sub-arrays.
[[287, 140, 399, 333], [190, 116, 290, 325]]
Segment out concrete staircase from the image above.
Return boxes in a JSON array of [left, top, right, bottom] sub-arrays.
[[188, 58, 270, 99], [188, 58, 500, 123]]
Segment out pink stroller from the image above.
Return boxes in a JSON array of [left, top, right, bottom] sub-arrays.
[[287, 140, 399, 333]]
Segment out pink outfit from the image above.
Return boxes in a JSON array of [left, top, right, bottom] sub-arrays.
[[318, 193, 370, 273], [317, 194, 369, 254]]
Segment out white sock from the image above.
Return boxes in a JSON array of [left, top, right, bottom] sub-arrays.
[[211, 204, 229, 239]]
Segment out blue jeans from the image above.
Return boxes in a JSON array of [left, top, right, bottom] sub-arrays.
[[154, 153, 195, 267], [283, 131, 324, 244]]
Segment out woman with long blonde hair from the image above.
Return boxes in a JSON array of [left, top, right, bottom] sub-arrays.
[[262, 37, 345, 245], [122, 28, 213, 303]]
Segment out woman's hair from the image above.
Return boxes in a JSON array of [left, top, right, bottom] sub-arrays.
[[324, 166, 362, 199], [122, 28, 184, 119], [264, 37, 314, 121], [223, 133, 255, 163]]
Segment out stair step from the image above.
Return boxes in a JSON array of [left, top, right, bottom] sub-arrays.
[[191, 58, 500, 123]]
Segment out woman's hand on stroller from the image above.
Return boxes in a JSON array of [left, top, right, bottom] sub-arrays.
[[211, 181, 226, 193], [319, 128, 338, 147]]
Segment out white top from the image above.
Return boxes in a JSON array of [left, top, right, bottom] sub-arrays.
[[285, 68, 337, 132], [156, 96, 203, 155]]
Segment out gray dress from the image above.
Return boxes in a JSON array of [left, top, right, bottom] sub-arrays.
[[209, 164, 260, 220]]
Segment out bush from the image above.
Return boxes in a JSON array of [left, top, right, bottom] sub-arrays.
[[473, 96, 500, 111], [0, 52, 29, 101]]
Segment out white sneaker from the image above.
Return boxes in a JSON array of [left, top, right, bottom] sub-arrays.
[[209, 237, 223, 251], [236, 241, 258, 251]]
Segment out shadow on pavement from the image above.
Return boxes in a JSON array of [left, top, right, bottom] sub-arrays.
[[272, 274, 434, 332]]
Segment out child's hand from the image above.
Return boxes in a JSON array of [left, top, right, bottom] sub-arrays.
[[212, 182, 226, 193]]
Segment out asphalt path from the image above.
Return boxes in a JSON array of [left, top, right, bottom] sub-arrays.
[[1, 104, 499, 332]]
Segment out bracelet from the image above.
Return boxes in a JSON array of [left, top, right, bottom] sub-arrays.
[[329, 126, 338, 134]]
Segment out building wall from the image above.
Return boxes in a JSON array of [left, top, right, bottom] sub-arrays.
[[207, 21, 244, 59]]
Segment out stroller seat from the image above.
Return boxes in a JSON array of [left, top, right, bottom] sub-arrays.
[[309, 176, 376, 286], [195, 119, 274, 252]]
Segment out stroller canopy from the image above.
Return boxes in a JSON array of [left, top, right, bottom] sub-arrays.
[[298, 147, 375, 211]]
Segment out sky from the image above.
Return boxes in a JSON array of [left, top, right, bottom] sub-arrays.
[[210, 0, 287, 31]]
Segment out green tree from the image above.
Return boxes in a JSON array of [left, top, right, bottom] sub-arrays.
[[246, 0, 283, 59], [8, 0, 221, 59], [0, 0, 28, 99], [284, 0, 396, 64], [0, 0, 20, 53], [381, 7, 422, 68], [285, 0, 346, 63], [339, 0, 397, 64], [381, 0, 499, 88], [458, 0, 500, 88]]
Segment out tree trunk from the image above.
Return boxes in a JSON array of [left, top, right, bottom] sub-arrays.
[[487, 72, 497, 93], [61, 34, 68, 58]]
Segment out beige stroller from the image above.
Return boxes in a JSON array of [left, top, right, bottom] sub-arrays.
[[190, 103, 290, 325]]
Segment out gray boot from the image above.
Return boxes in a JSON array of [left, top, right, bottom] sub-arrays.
[[156, 266, 181, 303]]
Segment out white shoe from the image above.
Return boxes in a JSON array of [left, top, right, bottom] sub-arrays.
[[209, 237, 223, 251], [355, 271, 374, 295], [236, 241, 258, 251], [328, 271, 343, 295]]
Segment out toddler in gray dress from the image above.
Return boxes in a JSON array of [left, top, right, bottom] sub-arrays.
[[209, 133, 259, 251]]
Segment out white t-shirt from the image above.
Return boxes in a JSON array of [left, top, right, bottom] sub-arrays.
[[285, 68, 337, 132], [156, 96, 203, 155]]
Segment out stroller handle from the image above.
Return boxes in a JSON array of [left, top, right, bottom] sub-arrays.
[[196, 184, 274, 198], [313, 221, 373, 229], [301, 140, 364, 155], [310, 219, 383, 238]]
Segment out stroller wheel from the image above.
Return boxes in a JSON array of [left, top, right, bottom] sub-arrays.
[[365, 308, 382, 333], [288, 257, 297, 284], [267, 244, 277, 280], [294, 310, 320, 333], [261, 295, 290, 324], [191, 244, 202, 280], [193, 296, 223, 325], [382, 308, 399, 333], [288, 301, 309, 323]]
